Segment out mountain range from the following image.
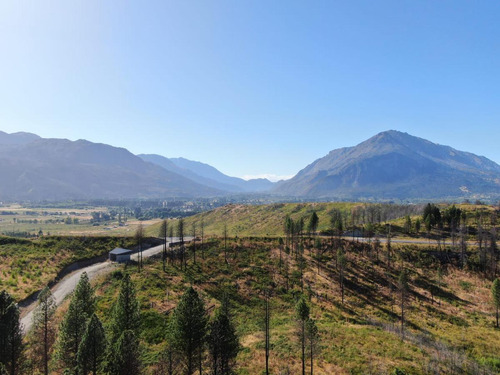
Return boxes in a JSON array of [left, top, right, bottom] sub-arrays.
[[274, 130, 500, 200], [138, 154, 273, 193], [0, 130, 498, 201], [0, 131, 221, 200]]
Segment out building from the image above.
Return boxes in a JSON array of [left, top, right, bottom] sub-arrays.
[[109, 248, 133, 263]]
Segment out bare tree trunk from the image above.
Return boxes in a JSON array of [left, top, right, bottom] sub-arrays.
[[301, 319, 306, 375]]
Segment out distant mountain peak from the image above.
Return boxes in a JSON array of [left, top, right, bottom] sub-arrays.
[[274, 130, 500, 201], [0, 131, 41, 145]]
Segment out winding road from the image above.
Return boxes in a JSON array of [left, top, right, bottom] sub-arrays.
[[21, 238, 190, 334]]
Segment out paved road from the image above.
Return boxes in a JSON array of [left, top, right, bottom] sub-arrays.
[[21, 238, 191, 334]]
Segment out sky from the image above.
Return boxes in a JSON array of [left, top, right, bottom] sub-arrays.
[[0, 1, 499, 181]]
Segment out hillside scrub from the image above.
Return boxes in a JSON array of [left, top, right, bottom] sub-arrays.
[[35, 235, 499, 374], [0, 236, 136, 300], [147, 202, 498, 240]]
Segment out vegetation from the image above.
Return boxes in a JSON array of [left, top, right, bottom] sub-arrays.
[[0, 201, 499, 374], [0, 236, 137, 300], [29, 286, 56, 375], [0, 290, 23, 375], [147, 201, 498, 240]]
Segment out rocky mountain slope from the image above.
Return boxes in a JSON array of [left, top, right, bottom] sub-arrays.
[[274, 130, 500, 200]]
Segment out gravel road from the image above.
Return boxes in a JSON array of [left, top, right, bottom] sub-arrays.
[[21, 238, 190, 334]]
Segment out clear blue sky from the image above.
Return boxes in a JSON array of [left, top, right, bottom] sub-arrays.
[[1, 1, 499, 181]]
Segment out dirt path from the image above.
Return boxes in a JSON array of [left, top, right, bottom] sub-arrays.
[[21, 238, 191, 334]]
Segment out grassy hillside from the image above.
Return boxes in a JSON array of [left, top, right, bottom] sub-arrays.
[[147, 202, 375, 237], [147, 202, 497, 238], [59, 237, 500, 375]]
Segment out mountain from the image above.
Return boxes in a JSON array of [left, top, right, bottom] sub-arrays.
[[274, 130, 500, 200], [0, 133, 222, 200], [139, 155, 274, 193], [0, 131, 41, 145]]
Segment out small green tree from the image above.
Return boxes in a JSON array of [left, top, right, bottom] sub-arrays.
[[72, 272, 95, 318], [110, 273, 140, 342], [0, 290, 23, 375], [492, 278, 500, 328], [295, 297, 310, 375], [307, 212, 319, 238], [110, 330, 141, 375], [169, 287, 208, 375], [403, 215, 412, 235], [208, 308, 239, 375], [77, 314, 107, 375]]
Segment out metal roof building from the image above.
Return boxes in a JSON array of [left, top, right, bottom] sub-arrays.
[[109, 247, 133, 263]]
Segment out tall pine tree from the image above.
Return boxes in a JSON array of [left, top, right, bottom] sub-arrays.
[[110, 273, 141, 342], [77, 314, 107, 375], [56, 272, 95, 374], [492, 278, 500, 328], [295, 297, 310, 375], [0, 290, 23, 375], [110, 330, 141, 375], [208, 308, 239, 375], [306, 318, 319, 375], [32, 286, 56, 375], [168, 287, 208, 375]]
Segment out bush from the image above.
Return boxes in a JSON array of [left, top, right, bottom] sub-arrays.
[[111, 269, 124, 280]]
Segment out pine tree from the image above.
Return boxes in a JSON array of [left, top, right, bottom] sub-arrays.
[[492, 278, 500, 328], [110, 273, 140, 342], [57, 299, 88, 373], [307, 212, 319, 238], [306, 318, 319, 375], [32, 287, 56, 375], [208, 308, 239, 375], [168, 287, 208, 375], [110, 330, 141, 375], [295, 297, 310, 375], [56, 272, 95, 374], [0, 290, 23, 375], [73, 272, 95, 318], [77, 314, 107, 375]]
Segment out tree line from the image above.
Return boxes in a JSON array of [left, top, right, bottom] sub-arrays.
[[0, 270, 240, 375]]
